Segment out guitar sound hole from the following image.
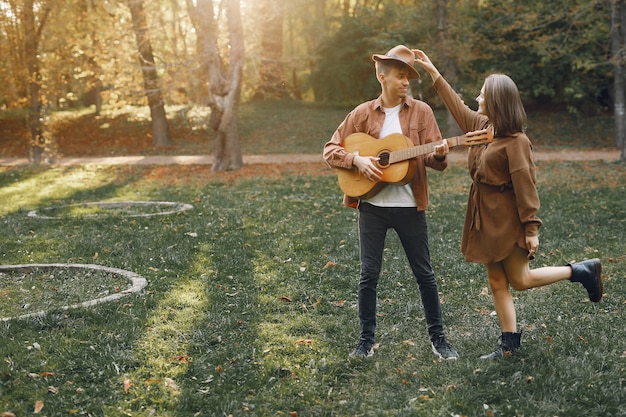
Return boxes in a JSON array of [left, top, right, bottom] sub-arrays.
[[378, 152, 390, 168]]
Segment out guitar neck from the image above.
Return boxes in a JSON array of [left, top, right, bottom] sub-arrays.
[[389, 135, 464, 164]]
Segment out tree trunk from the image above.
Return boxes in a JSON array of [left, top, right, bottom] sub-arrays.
[[190, 0, 244, 171], [82, 0, 104, 117], [252, 0, 289, 100], [186, 0, 211, 105], [127, 0, 172, 147], [23, 0, 52, 164]]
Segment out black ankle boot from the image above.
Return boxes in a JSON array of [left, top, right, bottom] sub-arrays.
[[569, 258, 603, 302], [480, 331, 522, 360]]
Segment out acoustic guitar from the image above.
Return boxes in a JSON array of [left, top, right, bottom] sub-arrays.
[[336, 128, 493, 198]]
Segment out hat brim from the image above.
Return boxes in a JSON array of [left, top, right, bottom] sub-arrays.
[[372, 54, 420, 79]]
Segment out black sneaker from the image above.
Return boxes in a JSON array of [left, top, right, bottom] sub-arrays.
[[431, 335, 459, 360], [349, 341, 374, 359]]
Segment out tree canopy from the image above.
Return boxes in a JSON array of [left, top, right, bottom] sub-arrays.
[[0, 0, 620, 161], [0, 0, 614, 111]]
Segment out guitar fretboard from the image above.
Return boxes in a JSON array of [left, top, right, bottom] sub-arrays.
[[388, 136, 462, 164]]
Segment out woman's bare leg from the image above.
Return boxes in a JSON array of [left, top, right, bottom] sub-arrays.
[[503, 246, 572, 291], [485, 262, 516, 332]]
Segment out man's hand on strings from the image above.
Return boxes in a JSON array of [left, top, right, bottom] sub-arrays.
[[353, 152, 382, 182]]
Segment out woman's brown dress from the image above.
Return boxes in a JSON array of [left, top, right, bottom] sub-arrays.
[[434, 76, 542, 264]]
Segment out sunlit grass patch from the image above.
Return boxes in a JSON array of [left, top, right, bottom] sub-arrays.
[[115, 279, 207, 406], [0, 167, 114, 216]]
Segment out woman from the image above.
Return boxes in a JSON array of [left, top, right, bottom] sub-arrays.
[[413, 49, 603, 359]]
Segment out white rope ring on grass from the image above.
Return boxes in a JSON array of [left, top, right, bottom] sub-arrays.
[[27, 201, 193, 219], [0, 263, 148, 321]]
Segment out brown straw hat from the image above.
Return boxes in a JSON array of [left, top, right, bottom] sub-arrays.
[[372, 45, 420, 79]]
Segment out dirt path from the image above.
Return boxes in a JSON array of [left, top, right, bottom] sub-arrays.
[[0, 149, 621, 167]]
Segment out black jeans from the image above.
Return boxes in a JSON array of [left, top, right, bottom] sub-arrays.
[[357, 202, 444, 344]]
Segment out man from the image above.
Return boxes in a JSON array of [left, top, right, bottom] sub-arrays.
[[323, 45, 458, 360]]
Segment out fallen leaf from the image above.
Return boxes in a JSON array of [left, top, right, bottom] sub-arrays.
[[164, 378, 179, 392], [446, 384, 457, 392], [216, 365, 223, 373], [47, 386, 58, 394], [403, 340, 415, 346], [40, 372, 54, 377], [323, 261, 337, 269], [479, 287, 489, 296], [123, 378, 133, 394], [2, 412, 17, 417], [33, 401, 44, 413], [331, 300, 346, 307], [418, 394, 432, 401], [294, 339, 313, 345], [290, 412, 298, 417], [526, 376, 534, 383], [278, 296, 292, 302]]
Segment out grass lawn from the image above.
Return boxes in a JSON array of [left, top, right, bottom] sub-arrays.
[[0, 158, 624, 416]]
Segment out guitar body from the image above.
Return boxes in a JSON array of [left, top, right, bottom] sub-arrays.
[[337, 133, 417, 199]]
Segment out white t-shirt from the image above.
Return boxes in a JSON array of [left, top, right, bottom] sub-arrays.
[[362, 104, 417, 207]]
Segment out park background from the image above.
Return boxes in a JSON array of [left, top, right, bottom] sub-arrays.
[[0, 0, 625, 164], [0, 1, 625, 416]]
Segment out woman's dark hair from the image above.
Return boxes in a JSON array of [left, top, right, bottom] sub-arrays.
[[483, 74, 526, 137]]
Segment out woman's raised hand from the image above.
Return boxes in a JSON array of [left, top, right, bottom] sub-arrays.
[[412, 49, 441, 81]]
